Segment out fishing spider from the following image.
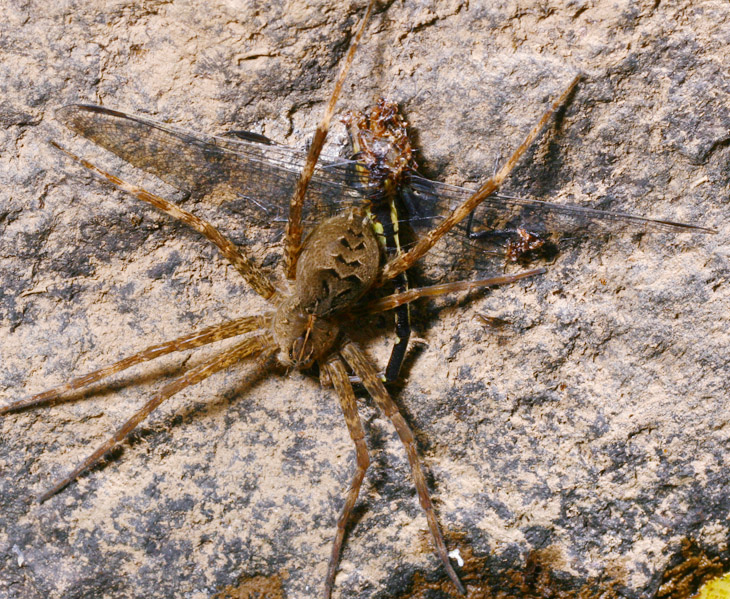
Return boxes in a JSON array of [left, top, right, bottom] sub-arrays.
[[2, 2, 580, 596]]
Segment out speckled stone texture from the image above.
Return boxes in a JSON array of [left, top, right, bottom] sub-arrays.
[[1, 1, 728, 598]]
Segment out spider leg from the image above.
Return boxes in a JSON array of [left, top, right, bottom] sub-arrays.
[[1, 315, 271, 416], [344, 270, 544, 384], [51, 142, 278, 301], [283, 0, 377, 279], [365, 268, 546, 313], [37, 333, 276, 503], [340, 340, 466, 595], [322, 355, 370, 599], [381, 74, 581, 283]]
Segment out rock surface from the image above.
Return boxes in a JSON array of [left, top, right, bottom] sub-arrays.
[[1, 1, 728, 598]]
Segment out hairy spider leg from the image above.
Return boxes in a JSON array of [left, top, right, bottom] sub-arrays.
[[381, 74, 582, 283], [27, 144, 287, 500], [322, 356, 370, 599], [364, 268, 546, 313], [0, 316, 270, 416], [340, 340, 467, 595], [51, 142, 279, 301], [37, 334, 277, 502], [284, 0, 377, 278]]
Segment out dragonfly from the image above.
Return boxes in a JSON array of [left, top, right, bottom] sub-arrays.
[[50, 88, 715, 391], [53, 97, 713, 284]]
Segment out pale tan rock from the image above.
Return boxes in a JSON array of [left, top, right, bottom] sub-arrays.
[[1, 1, 728, 598]]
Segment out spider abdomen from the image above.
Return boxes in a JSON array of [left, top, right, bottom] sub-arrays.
[[294, 208, 380, 316]]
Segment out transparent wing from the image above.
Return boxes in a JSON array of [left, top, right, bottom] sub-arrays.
[[403, 174, 714, 279], [55, 104, 372, 227], [56, 105, 714, 281]]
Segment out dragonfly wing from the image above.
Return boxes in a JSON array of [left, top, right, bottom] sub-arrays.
[[55, 105, 371, 227], [54, 106, 712, 280], [404, 173, 714, 279]]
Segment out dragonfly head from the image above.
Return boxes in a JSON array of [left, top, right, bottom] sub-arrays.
[[342, 98, 417, 186]]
